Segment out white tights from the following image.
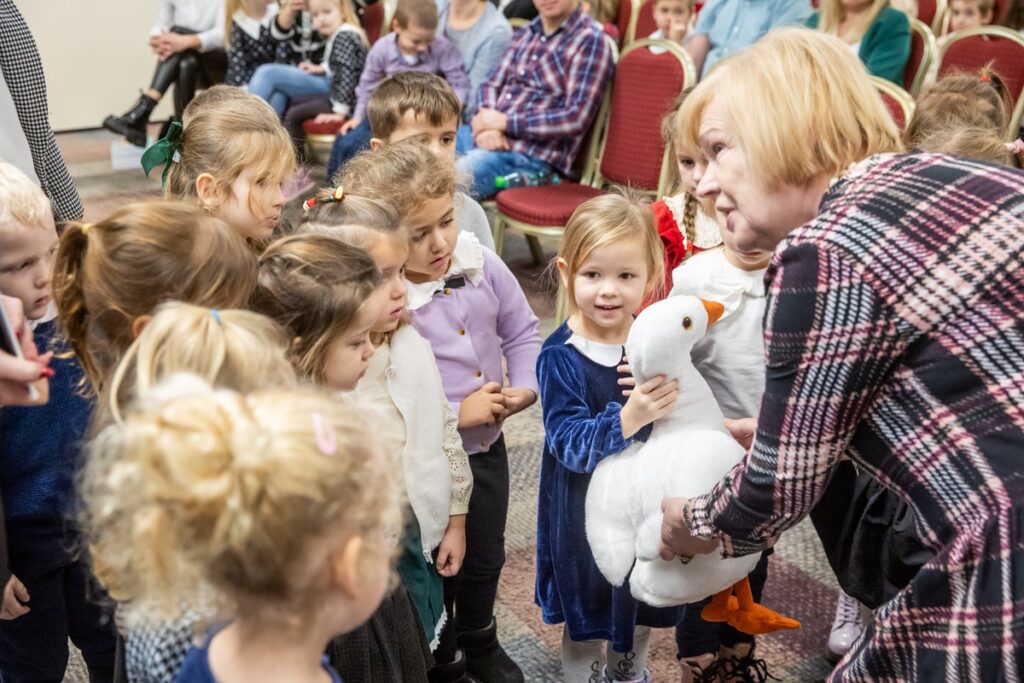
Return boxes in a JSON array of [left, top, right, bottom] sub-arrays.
[[561, 625, 651, 683]]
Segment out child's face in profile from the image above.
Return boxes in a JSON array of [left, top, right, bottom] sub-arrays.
[[384, 112, 458, 164], [394, 21, 436, 56], [949, 0, 992, 31], [403, 193, 458, 283], [366, 236, 409, 334], [0, 220, 59, 321], [218, 168, 287, 241], [653, 0, 690, 35], [321, 292, 383, 391]]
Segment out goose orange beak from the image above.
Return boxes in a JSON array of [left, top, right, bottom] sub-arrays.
[[701, 299, 724, 327]]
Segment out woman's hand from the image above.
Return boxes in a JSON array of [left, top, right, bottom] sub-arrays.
[[298, 61, 325, 75], [436, 515, 466, 577], [620, 375, 678, 438], [154, 32, 198, 60], [724, 417, 757, 452], [658, 497, 718, 561]]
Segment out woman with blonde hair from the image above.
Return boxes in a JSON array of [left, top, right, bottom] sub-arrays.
[[658, 27, 1024, 681], [807, 0, 910, 82]]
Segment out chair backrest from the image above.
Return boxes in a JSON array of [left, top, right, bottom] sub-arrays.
[[572, 39, 620, 184], [938, 26, 1024, 137], [916, 0, 949, 34], [871, 76, 916, 131], [360, 1, 387, 45], [632, 0, 659, 42], [904, 18, 936, 94], [614, 0, 634, 45], [594, 39, 695, 196]]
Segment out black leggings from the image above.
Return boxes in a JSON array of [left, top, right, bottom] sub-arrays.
[[149, 27, 227, 118]]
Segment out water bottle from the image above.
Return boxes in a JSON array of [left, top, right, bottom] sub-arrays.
[[494, 170, 561, 190]]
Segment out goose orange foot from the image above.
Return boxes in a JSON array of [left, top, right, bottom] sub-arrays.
[[699, 577, 801, 635]]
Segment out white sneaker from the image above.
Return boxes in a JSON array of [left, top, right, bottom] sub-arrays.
[[826, 589, 864, 663]]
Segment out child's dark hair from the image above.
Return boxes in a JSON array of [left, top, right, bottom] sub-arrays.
[[393, 0, 439, 29], [367, 72, 462, 140], [251, 234, 381, 382], [53, 201, 258, 392]]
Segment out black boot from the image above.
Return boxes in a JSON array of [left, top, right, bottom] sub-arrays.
[[102, 94, 157, 147], [457, 618, 523, 683], [428, 649, 479, 683]]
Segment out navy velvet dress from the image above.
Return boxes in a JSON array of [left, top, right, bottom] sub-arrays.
[[535, 322, 681, 653]]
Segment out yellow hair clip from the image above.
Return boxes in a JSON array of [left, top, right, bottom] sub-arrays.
[[81, 223, 91, 236], [302, 186, 347, 212]]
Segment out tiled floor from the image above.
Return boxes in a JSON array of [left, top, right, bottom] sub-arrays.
[[59, 129, 839, 682]]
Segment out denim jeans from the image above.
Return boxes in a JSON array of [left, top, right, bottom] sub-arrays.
[[248, 63, 329, 117], [454, 124, 551, 199], [327, 118, 373, 179]]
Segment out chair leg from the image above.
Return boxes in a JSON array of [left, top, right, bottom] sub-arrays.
[[493, 215, 506, 258], [526, 235, 546, 266]]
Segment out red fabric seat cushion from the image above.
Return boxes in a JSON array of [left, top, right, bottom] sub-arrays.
[[496, 183, 604, 225], [303, 119, 344, 135], [939, 34, 1024, 103]]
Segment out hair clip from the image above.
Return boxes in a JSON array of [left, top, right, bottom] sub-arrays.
[[302, 186, 346, 212], [980, 73, 991, 82], [81, 223, 91, 236], [210, 308, 222, 324], [312, 412, 337, 455], [141, 120, 184, 191]]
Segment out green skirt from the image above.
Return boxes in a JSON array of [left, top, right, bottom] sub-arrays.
[[397, 510, 446, 650]]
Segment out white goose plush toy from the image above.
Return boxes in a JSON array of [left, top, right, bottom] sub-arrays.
[[584, 295, 759, 608]]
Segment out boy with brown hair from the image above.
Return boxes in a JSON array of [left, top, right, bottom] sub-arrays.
[[327, 0, 470, 173], [949, 0, 994, 31], [362, 71, 495, 250]]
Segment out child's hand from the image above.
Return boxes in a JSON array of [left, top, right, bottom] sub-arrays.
[[620, 375, 678, 438], [298, 61, 325, 74], [339, 118, 362, 135], [617, 354, 635, 398], [501, 387, 536, 419], [459, 382, 506, 428], [668, 17, 689, 43], [0, 575, 29, 620], [436, 515, 466, 577]]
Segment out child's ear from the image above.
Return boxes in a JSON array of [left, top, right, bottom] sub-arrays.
[[131, 314, 153, 339], [194, 173, 221, 208], [369, 137, 384, 150], [555, 257, 570, 287], [331, 534, 364, 598], [389, 18, 400, 32]]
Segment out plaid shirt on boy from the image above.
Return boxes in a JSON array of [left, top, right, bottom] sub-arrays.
[[686, 153, 1024, 681], [478, 7, 613, 176]]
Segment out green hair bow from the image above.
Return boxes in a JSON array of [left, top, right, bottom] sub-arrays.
[[140, 120, 183, 189]]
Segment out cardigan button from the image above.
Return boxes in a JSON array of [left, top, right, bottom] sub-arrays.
[[474, 370, 482, 377], [458, 328, 466, 335], [444, 288, 452, 295]]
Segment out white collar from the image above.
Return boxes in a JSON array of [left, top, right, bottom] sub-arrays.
[[564, 333, 623, 367], [405, 231, 485, 311], [233, 8, 274, 39]]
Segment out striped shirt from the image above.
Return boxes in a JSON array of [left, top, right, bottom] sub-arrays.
[[478, 8, 614, 175], [686, 153, 1024, 680]]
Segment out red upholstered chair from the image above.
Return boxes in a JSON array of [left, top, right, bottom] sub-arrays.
[[632, 0, 659, 41], [303, 119, 345, 164], [615, 0, 634, 46], [938, 26, 1024, 138], [917, 0, 949, 34], [871, 76, 916, 131], [492, 40, 696, 316], [905, 18, 936, 94], [360, 1, 388, 45]]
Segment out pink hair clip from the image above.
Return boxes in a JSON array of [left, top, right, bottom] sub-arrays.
[[312, 412, 337, 455]]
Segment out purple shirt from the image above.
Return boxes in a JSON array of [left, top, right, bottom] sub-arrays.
[[408, 243, 541, 454], [354, 32, 470, 121], [478, 7, 614, 175]]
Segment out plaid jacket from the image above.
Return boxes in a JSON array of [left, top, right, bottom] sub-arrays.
[[478, 7, 613, 176], [686, 153, 1024, 681], [0, 0, 83, 224]]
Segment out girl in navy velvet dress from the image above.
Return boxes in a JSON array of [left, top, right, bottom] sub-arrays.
[[537, 193, 682, 683]]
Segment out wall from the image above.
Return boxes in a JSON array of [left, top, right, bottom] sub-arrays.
[[20, 0, 175, 132]]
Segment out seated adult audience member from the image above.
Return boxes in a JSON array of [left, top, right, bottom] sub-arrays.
[[438, 0, 513, 121], [808, 0, 909, 84], [686, 0, 811, 78], [327, 0, 470, 175], [0, 0, 83, 223], [454, 0, 615, 198], [102, 0, 227, 147]]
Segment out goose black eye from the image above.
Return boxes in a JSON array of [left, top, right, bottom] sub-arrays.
[[682, 317, 692, 330]]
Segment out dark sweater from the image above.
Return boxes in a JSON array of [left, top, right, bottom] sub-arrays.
[[0, 319, 91, 523]]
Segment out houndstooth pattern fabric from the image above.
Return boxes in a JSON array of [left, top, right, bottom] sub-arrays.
[[0, 0, 83, 223], [124, 611, 201, 683], [686, 153, 1024, 681]]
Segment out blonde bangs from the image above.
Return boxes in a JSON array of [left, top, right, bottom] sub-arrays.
[[697, 29, 902, 189]]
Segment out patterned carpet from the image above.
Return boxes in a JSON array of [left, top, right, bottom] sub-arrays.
[[60, 130, 840, 682]]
